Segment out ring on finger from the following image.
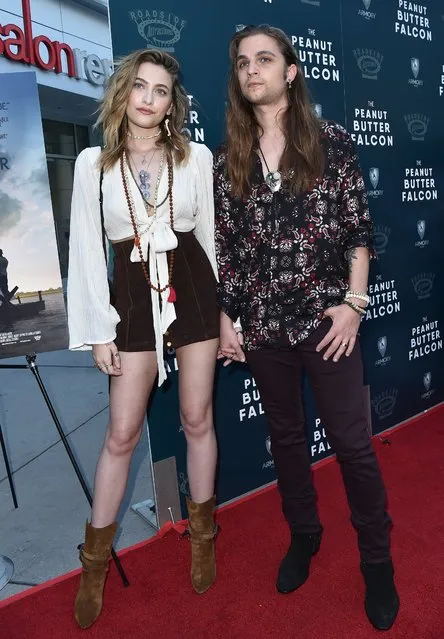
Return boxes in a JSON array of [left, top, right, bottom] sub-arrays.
[[341, 342, 348, 348], [114, 352, 120, 358]]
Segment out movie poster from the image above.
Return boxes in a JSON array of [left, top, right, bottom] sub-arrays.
[[0, 72, 68, 359]]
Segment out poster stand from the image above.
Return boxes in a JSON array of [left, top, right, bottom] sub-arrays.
[[0, 353, 129, 588], [0, 422, 18, 509]]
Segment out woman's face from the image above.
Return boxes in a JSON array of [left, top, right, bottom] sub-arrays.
[[126, 61, 173, 132]]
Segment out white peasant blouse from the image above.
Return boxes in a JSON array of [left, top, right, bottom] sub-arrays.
[[67, 141, 218, 385]]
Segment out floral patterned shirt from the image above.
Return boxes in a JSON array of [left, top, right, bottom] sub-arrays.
[[214, 121, 374, 350]]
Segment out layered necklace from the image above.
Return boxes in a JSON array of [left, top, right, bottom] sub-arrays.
[[258, 146, 283, 193], [121, 149, 176, 303], [127, 129, 162, 201], [129, 148, 157, 201]]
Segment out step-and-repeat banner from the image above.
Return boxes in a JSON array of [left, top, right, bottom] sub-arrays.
[[108, 1, 444, 515]]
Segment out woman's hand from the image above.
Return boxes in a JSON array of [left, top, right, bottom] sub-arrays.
[[217, 313, 246, 366], [92, 342, 122, 376]]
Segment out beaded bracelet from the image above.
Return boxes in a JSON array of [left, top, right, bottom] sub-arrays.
[[345, 290, 370, 305], [344, 300, 366, 316]]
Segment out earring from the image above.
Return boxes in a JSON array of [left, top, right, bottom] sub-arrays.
[[287, 79, 292, 90], [164, 117, 171, 137]]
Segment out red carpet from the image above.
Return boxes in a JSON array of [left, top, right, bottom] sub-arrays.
[[1, 408, 444, 638]]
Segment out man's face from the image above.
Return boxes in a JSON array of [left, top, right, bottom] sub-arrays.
[[236, 34, 295, 106]]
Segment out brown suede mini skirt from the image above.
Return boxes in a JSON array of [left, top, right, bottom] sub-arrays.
[[111, 231, 219, 352]]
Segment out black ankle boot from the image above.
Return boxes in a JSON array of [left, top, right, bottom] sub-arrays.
[[276, 527, 323, 594], [361, 560, 400, 630]]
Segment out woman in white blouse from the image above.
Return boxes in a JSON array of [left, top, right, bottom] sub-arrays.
[[68, 49, 220, 629]]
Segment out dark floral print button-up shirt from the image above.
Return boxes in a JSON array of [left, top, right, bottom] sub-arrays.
[[214, 121, 374, 350]]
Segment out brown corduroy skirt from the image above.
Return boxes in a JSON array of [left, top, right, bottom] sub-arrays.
[[111, 231, 219, 352]]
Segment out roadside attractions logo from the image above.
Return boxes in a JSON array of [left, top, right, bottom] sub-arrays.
[[130, 9, 186, 52]]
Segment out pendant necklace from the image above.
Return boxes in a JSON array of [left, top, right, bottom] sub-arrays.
[[258, 146, 282, 193], [130, 148, 157, 201]]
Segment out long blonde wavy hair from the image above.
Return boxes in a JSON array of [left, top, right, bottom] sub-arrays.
[[96, 49, 190, 172]]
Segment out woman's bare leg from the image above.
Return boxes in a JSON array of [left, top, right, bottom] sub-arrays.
[[176, 338, 219, 503], [91, 351, 158, 527]]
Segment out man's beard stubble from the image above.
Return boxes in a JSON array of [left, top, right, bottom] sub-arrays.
[[243, 83, 287, 107]]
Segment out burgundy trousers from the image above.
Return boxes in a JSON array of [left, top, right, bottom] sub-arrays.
[[246, 320, 392, 563]]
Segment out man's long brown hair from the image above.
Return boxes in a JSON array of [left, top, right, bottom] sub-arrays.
[[227, 25, 324, 199]]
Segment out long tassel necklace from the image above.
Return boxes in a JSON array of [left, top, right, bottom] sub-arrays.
[[258, 146, 282, 193], [121, 150, 177, 303]]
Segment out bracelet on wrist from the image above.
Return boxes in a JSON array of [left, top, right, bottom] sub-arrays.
[[344, 299, 366, 317], [345, 290, 370, 306]]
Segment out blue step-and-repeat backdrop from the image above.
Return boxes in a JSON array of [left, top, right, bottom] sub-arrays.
[[108, 1, 444, 514]]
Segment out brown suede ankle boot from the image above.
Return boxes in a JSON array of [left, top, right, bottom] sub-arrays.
[[74, 521, 117, 629], [186, 496, 217, 594]]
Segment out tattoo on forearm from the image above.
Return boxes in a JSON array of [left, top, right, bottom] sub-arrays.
[[345, 248, 358, 271]]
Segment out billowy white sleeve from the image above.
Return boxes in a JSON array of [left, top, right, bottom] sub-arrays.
[[193, 144, 219, 282], [67, 148, 120, 350]]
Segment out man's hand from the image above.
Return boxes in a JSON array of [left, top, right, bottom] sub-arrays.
[[316, 305, 362, 362], [92, 342, 122, 376], [218, 312, 246, 366]]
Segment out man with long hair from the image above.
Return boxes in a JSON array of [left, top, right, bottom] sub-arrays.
[[215, 25, 399, 630]]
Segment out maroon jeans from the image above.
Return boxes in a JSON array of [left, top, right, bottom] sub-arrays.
[[246, 320, 392, 563]]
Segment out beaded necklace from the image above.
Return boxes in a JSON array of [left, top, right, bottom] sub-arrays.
[[120, 150, 176, 303]]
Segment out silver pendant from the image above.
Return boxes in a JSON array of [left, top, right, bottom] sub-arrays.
[[266, 170, 282, 193], [139, 169, 151, 200]]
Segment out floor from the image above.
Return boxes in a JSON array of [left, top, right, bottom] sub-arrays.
[[0, 348, 155, 601]]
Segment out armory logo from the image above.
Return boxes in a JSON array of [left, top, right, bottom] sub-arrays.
[[405, 113, 429, 141], [375, 336, 391, 367], [415, 220, 429, 248], [372, 389, 398, 420], [353, 49, 383, 80], [409, 57, 423, 87], [372, 225, 390, 255], [421, 372, 435, 400], [262, 436, 275, 470], [358, 0, 376, 20], [367, 167, 384, 198], [130, 9, 186, 52], [409, 318, 442, 361], [412, 273, 434, 300]]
